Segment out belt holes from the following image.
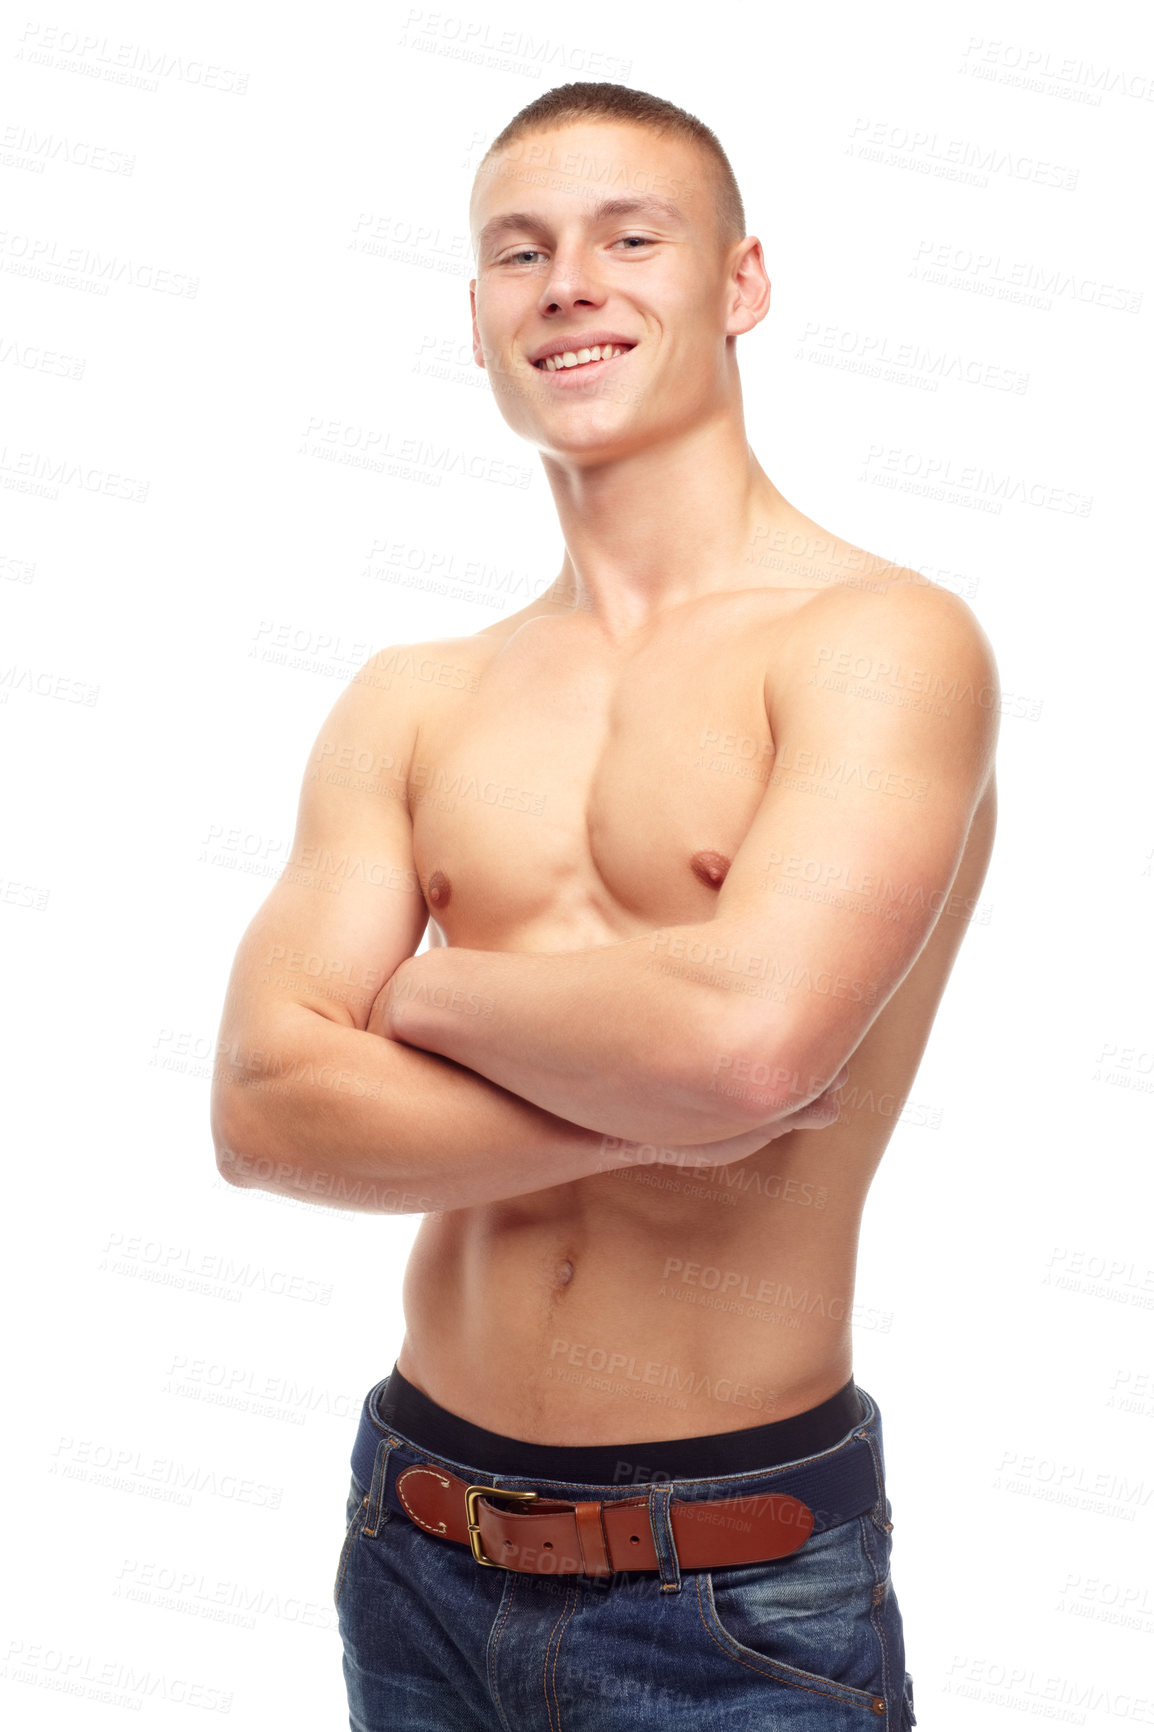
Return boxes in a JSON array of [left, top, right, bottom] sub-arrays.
[[630, 1535, 640, 1545], [543, 1541, 553, 1550]]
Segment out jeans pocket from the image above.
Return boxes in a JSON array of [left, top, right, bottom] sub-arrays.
[[699, 1516, 887, 1714], [334, 1475, 370, 1611]]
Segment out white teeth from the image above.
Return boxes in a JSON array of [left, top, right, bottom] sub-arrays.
[[537, 344, 629, 370]]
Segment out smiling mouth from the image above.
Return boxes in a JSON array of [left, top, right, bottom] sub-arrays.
[[533, 344, 634, 372]]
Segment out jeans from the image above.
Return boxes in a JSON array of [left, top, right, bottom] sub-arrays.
[[334, 1381, 917, 1729]]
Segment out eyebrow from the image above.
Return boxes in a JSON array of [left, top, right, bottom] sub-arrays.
[[476, 195, 687, 254]]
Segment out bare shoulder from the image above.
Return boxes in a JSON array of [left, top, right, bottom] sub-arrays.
[[745, 511, 996, 675], [347, 608, 534, 713], [322, 600, 575, 791], [350, 580, 583, 714], [764, 567, 1001, 795], [780, 564, 998, 685]]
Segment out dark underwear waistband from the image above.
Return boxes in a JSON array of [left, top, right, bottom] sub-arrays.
[[374, 1363, 865, 1485]]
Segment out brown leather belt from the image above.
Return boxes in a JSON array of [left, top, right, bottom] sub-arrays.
[[394, 1461, 814, 1575]]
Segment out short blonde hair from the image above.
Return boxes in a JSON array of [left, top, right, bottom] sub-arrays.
[[477, 81, 746, 245]]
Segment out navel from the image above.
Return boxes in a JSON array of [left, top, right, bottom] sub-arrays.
[[555, 1259, 575, 1289], [427, 869, 451, 909], [690, 850, 731, 889]]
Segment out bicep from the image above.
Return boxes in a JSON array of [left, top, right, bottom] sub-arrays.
[[712, 585, 999, 1073], [216, 650, 429, 1047]]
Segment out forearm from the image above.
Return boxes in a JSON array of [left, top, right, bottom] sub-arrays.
[[211, 1002, 691, 1214], [382, 927, 816, 1142]]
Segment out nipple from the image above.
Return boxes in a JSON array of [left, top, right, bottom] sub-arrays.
[[427, 869, 451, 909], [690, 850, 731, 889]]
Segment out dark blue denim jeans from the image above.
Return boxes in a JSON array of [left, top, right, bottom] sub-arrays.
[[335, 1382, 916, 1729]]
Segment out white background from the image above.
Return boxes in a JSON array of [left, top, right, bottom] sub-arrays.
[[3, 0, 1152, 1725]]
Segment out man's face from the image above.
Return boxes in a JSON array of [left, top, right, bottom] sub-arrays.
[[469, 121, 749, 463]]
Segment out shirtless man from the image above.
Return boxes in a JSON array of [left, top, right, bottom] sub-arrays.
[[211, 82, 997, 1730]]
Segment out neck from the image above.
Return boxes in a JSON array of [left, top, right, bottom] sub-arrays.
[[539, 411, 800, 640]]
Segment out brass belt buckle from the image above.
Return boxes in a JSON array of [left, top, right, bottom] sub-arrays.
[[464, 1484, 539, 1567]]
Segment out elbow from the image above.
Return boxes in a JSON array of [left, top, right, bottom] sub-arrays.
[[210, 1100, 313, 1200], [210, 1084, 426, 1216], [692, 1005, 839, 1128], [211, 1086, 272, 1189], [697, 1051, 815, 1128], [215, 1137, 255, 1189]]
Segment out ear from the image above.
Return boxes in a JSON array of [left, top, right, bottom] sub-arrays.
[[725, 237, 771, 337], [469, 281, 486, 369]]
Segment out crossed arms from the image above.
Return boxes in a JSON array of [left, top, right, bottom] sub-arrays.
[[210, 581, 998, 1212]]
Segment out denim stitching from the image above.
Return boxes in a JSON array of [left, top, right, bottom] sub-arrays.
[[333, 1491, 369, 1610], [858, 1512, 897, 1727], [541, 1592, 569, 1732], [542, 1585, 579, 1732], [855, 1422, 888, 1514], [647, 1483, 682, 1593], [694, 1571, 880, 1712], [486, 1572, 519, 1732], [365, 1437, 398, 1538]]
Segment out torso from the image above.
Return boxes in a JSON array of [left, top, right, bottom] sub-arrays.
[[392, 548, 996, 1444]]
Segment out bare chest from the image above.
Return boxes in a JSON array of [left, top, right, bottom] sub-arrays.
[[408, 607, 785, 948]]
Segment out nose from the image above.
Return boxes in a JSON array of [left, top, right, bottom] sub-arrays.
[[537, 248, 606, 319]]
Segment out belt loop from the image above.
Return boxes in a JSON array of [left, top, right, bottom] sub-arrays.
[[365, 1435, 398, 1537], [854, 1415, 887, 1515], [647, 1483, 681, 1593], [367, 1376, 392, 1427]]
